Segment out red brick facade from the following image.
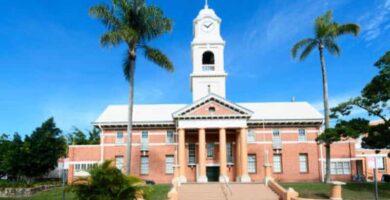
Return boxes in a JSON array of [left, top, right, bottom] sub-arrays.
[[67, 125, 375, 184]]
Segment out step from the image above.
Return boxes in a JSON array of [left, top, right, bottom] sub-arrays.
[[177, 183, 279, 200]]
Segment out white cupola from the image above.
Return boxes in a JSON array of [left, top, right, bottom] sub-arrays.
[[190, 4, 227, 102]]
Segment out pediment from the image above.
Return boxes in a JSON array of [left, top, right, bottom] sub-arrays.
[[172, 94, 253, 119]]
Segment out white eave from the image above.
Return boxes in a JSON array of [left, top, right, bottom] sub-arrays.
[[172, 93, 254, 119]]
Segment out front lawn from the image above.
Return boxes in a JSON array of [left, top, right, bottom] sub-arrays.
[[0, 184, 171, 200], [281, 182, 390, 200]]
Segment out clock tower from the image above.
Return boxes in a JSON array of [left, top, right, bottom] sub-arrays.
[[190, 4, 227, 102]]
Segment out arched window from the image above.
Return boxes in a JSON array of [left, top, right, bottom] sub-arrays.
[[202, 51, 215, 65]]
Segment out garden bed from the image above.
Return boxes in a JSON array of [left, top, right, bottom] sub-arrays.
[[0, 181, 61, 198]]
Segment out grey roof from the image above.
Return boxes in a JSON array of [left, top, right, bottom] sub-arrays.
[[94, 101, 323, 125]]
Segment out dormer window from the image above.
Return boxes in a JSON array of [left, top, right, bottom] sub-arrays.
[[202, 51, 215, 71], [208, 106, 216, 113]]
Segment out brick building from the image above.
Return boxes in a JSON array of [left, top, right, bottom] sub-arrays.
[[67, 5, 388, 184]]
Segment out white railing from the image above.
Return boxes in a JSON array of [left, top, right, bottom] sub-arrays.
[[202, 65, 215, 71]]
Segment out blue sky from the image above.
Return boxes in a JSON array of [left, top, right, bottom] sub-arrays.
[[0, 0, 389, 135]]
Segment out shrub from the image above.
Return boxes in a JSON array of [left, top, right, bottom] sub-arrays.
[[70, 160, 150, 200]]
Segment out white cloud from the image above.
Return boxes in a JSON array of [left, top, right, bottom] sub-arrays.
[[311, 92, 368, 119], [359, 0, 390, 42]]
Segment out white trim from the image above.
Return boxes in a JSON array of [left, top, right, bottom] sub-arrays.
[[318, 158, 353, 162], [69, 161, 100, 164], [178, 119, 247, 129], [102, 143, 177, 147], [69, 145, 100, 148], [248, 141, 317, 145], [332, 141, 355, 144], [103, 132, 167, 136], [254, 130, 319, 134], [356, 154, 388, 157]]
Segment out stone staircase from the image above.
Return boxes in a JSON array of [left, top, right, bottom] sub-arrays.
[[177, 183, 279, 200]]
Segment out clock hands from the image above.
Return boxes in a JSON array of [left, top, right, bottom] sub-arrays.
[[204, 22, 213, 28]]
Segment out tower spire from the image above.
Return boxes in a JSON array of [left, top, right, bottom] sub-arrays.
[[205, 0, 208, 8]]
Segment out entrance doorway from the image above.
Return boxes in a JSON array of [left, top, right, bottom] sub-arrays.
[[206, 166, 220, 182]]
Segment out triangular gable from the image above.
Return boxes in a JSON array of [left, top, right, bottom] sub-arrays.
[[172, 93, 253, 119]]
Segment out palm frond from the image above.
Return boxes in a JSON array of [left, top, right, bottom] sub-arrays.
[[141, 5, 172, 41], [315, 10, 335, 38], [324, 38, 340, 56], [89, 4, 120, 30], [299, 40, 318, 61], [100, 31, 123, 47], [337, 23, 360, 37], [143, 45, 174, 72], [291, 38, 317, 59]]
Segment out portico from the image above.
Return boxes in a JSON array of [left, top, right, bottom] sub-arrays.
[[173, 94, 254, 183], [177, 127, 251, 183]]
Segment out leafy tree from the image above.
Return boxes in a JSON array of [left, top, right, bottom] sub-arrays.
[[6, 133, 28, 179], [332, 51, 390, 149], [88, 127, 101, 145], [68, 128, 88, 145], [67, 127, 101, 145], [0, 134, 11, 178], [89, 0, 174, 175], [71, 160, 150, 200], [291, 10, 360, 183], [23, 118, 67, 178]]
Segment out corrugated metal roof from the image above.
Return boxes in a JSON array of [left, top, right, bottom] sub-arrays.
[[94, 101, 323, 124]]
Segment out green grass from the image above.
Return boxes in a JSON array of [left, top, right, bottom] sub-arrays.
[[0, 184, 171, 200], [147, 184, 171, 200], [281, 182, 390, 200]]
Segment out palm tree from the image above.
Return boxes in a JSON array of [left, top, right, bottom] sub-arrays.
[[71, 160, 151, 200], [89, 0, 174, 176], [291, 10, 360, 183]]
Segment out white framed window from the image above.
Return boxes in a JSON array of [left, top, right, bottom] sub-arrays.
[[140, 156, 149, 175], [376, 157, 386, 171], [298, 128, 306, 142], [141, 131, 149, 151], [116, 132, 124, 144], [273, 154, 282, 173], [227, 143, 233, 164], [247, 129, 256, 143], [141, 131, 149, 143], [188, 143, 196, 165], [207, 143, 214, 158], [74, 163, 98, 176], [272, 129, 281, 148], [299, 154, 308, 173], [166, 130, 175, 144], [248, 155, 257, 173], [165, 155, 174, 174], [115, 156, 124, 171], [328, 161, 351, 175]]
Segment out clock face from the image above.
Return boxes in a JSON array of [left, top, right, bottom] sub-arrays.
[[201, 19, 215, 33]]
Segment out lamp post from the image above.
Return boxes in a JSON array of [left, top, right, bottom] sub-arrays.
[[374, 150, 380, 200]]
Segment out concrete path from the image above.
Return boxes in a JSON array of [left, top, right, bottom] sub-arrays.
[[177, 183, 279, 200]]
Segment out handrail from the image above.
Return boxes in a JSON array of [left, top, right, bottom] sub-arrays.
[[222, 176, 232, 196]]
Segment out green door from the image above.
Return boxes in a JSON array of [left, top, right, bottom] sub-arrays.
[[206, 166, 220, 182]]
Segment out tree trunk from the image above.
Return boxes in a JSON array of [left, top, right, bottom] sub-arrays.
[[126, 49, 136, 176], [319, 45, 330, 129], [319, 43, 331, 183], [325, 143, 331, 183]]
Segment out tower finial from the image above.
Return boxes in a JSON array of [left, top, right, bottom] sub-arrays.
[[205, 0, 208, 8]]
